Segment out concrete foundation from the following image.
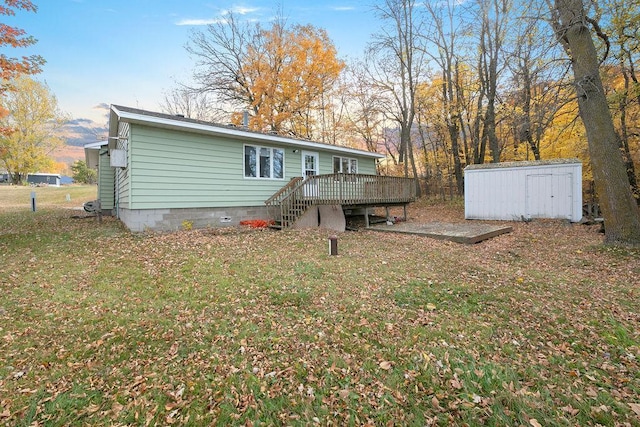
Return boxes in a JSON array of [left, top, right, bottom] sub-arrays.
[[318, 205, 346, 232], [291, 206, 319, 229], [118, 206, 270, 232]]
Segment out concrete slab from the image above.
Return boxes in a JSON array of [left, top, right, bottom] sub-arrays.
[[319, 205, 346, 232], [368, 221, 512, 244], [292, 206, 319, 229]]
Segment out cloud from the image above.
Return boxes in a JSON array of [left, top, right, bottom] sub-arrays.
[[93, 103, 110, 111], [224, 6, 260, 15], [332, 6, 356, 11], [62, 118, 109, 147], [67, 118, 94, 126], [175, 17, 226, 26], [176, 5, 261, 26]]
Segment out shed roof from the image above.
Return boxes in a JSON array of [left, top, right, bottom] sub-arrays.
[[109, 105, 384, 159], [464, 158, 581, 171]]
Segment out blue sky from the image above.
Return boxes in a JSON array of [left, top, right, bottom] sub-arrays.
[[7, 0, 377, 140]]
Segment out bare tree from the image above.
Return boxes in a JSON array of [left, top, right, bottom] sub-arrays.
[[186, 13, 344, 139], [187, 13, 257, 111], [601, 0, 640, 201], [368, 0, 428, 196], [160, 85, 222, 121], [505, 2, 570, 160], [550, 0, 640, 245], [422, 0, 467, 193], [343, 60, 388, 153], [473, 0, 512, 163]]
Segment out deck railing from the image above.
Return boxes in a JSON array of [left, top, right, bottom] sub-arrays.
[[265, 174, 416, 228]]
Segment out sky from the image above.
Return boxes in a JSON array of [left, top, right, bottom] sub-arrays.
[[6, 0, 379, 144]]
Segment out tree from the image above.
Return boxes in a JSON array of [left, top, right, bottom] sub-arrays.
[[343, 60, 388, 154], [160, 85, 222, 122], [71, 160, 96, 184], [422, 0, 467, 193], [504, 1, 569, 161], [471, 0, 512, 163], [187, 13, 344, 139], [1, 0, 45, 134], [368, 0, 427, 196], [0, 77, 66, 185], [601, 0, 640, 202], [550, 0, 640, 245]]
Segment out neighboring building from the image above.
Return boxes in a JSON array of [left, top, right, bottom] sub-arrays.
[[85, 105, 415, 232], [464, 159, 583, 222], [27, 173, 62, 187], [1, 172, 61, 186]]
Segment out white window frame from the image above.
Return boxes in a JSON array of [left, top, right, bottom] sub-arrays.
[[244, 144, 285, 180], [332, 156, 358, 174]]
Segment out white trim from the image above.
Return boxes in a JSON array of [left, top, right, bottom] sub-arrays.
[[332, 155, 359, 174], [301, 151, 319, 177], [83, 141, 108, 149], [110, 105, 384, 159], [243, 144, 285, 180]]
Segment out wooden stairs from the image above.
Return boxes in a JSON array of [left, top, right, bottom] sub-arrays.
[[265, 173, 417, 230]]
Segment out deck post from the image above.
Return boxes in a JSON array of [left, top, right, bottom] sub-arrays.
[[403, 204, 407, 221], [364, 209, 370, 228]]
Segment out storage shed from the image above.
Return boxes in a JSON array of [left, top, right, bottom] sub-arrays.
[[464, 159, 582, 222]]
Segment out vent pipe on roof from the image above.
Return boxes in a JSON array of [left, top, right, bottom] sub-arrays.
[[242, 110, 249, 128]]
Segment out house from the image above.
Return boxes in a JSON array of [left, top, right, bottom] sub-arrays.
[[464, 159, 583, 222], [85, 105, 415, 232]]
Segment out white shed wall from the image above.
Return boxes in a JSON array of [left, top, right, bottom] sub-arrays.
[[464, 161, 582, 222]]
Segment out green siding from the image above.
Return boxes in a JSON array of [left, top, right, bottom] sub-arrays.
[[98, 150, 114, 210], [125, 124, 378, 210]]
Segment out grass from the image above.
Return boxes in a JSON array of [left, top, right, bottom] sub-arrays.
[[1, 187, 639, 426], [0, 183, 97, 211]]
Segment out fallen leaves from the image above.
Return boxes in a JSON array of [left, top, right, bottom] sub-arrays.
[[379, 361, 393, 370], [1, 201, 639, 425]]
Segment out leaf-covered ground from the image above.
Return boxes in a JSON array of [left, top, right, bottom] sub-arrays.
[[1, 197, 639, 426]]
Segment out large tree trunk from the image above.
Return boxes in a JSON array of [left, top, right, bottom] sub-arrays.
[[553, 0, 640, 245]]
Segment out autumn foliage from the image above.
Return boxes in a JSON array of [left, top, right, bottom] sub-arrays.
[[0, 0, 44, 90], [1, 0, 44, 137]]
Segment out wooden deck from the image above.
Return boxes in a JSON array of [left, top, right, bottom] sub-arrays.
[[265, 173, 416, 229]]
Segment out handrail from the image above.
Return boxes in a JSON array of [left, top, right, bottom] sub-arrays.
[[265, 173, 416, 228], [265, 176, 303, 206]]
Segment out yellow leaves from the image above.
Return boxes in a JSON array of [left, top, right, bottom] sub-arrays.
[[0, 76, 67, 183], [239, 23, 344, 136]]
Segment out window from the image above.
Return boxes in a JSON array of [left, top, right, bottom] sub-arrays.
[[333, 156, 358, 174], [244, 145, 284, 179]]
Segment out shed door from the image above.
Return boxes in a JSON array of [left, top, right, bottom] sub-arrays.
[[525, 173, 573, 219]]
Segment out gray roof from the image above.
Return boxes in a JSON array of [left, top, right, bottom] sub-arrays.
[[109, 105, 384, 159], [464, 158, 581, 171]]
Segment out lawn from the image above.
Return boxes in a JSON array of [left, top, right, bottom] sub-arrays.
[[1, 187, 639, 426]]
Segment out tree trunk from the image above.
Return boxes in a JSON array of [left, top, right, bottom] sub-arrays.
[[553, 0, 640, 245]]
